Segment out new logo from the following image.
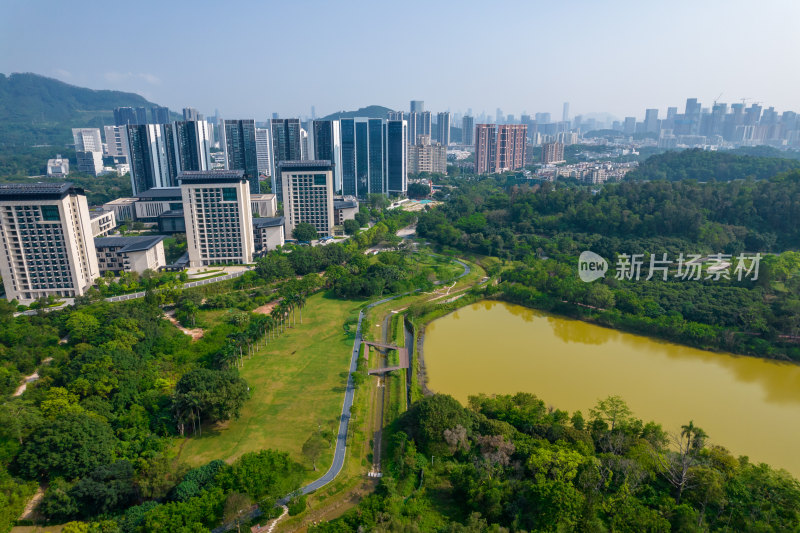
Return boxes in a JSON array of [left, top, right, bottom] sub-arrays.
[[578, 251, 608, 282]]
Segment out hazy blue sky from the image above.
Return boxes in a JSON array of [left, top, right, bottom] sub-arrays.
[[2, 0, 799, 120]]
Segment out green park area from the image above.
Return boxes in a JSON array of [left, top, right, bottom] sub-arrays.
[[175, 293, 363, 477]]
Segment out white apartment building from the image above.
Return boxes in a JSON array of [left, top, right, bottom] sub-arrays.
[[279, 161, 334, 238], [94, 235, 166, 274], [252, 217, 285, 253], [0, 183, 99, 302], [180, 170, 254, 267]]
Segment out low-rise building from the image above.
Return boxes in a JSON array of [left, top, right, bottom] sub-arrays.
[[251, 193, 277, 217], [334, 197, 358, 225], [89, 209, 116, 237], [102, 197, 137, 223], [134, 187, 184, 221], [94, 235, 166, 274], [47, 155, 69, 177], [253, 217, 285, 253]]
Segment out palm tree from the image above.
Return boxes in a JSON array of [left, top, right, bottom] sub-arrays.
[[295, 293, 307, 324]]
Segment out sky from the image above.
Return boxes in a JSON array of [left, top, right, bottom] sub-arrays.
[[2, 0, 800, 121]]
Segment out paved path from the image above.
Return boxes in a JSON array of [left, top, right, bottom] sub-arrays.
[[292, 292, 407, 497]]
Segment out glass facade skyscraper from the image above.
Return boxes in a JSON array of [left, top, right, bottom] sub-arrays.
[[223, 119, 259, 194]]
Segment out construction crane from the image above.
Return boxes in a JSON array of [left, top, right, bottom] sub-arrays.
[[713, 92, 724, 106]]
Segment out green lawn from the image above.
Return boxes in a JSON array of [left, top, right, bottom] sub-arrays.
[[175, 292, 363, 475]]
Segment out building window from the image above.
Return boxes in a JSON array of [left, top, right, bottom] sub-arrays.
[[41, 205, 59, 221]]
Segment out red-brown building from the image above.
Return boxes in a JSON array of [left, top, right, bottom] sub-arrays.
[[473, 123, 527, 174]]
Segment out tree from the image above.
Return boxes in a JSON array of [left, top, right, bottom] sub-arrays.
[[223, 492, 253, 533], [293, 223, 318, 242], [656, 420, 708, 503], [215, 450, 304, 504], [66, 312, 100, 343], [408, 182, 431, 199], [343, 219, 360, 235], [302, 434, 327, 471], [15, 413, 116, 480]]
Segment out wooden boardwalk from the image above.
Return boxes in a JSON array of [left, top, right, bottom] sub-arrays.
[[362, 341, 409, 374]]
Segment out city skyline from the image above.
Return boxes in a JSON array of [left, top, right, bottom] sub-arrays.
[[3, 1, 800, 120]]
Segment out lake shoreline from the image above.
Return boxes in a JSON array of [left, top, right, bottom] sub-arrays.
[[421, 299, 800, 478]]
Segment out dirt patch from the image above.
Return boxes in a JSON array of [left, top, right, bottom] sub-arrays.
[[163, 310, 204, 340], [18, 484, 44, 521], [253, 300, 281, 315], [283, 479, 378, 532]]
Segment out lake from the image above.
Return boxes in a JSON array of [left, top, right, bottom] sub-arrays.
[[423, 300, 800, 477]]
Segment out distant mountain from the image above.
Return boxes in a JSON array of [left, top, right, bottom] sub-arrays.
[[320, 105, 395, 121], [0, 72, 174, 147]]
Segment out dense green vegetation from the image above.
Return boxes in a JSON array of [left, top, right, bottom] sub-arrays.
[[0, 73, 166, 148], [626, 148, 800, 182], [313, 393, 800, 532], [0, 171, 132, 205], [416, 171, 800, 360]]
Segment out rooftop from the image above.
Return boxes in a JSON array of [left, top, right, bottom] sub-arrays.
[[178, 170, 247, 185], [136, 187, 182, 200], [94, 235, 165, 253], [277, 160, 332, 171], [0, 182, 78, 199], [253, 216, 285, 228], [334, 199, 358, 209]]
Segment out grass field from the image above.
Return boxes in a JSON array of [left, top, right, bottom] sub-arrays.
[[175, 292, 364, 477]]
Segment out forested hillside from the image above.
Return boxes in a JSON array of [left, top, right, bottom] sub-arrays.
[[626, 148, 800, 182], [0, 73, 169, 147]]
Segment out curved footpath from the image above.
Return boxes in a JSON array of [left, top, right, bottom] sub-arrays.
[[294, 256, 471, 496], [216, 256, 471, 531]]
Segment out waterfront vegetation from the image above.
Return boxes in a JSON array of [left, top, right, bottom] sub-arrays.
[[416, 166, 800, 361]]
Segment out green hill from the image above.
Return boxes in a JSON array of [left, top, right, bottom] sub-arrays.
[[626, 148, 800, 182], [0, 72, 174, 147], [320, 105, 395, 120]]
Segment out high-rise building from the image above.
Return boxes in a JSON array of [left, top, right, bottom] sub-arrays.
[[462, 116, 475, 146], [0, 183, 99, 302], [72, 128, 104, 176], [474, 124, 496, 174], [495, 125, 527, 171], [408, 137, 447, 174], [388, 111, 404, 121], [124, 124, 179, 194], [135, 107, 148, 125], [255, 128, 272, 177], [367, 119, 385, 195], [354, 119, 369, 194], [436, 112, 451, 146], [644, 109, 660, 133], [72, 128, 103, 152], [150, 106, 171, 124], [173, 120, 211, 173], [386, 119, 407, 195], [562, 102, 570, 123], [312, 120, 342, 192], [222, 119, 259, 194], [280, 161, 335, 238], [114, 107, 137, 126], [180, 170, 254, 267], [407, 111, 431, 145], [474, 124, 527, 173], [623, 117, 636, 135], [183, 108, 201, 121], [340, 118, 357, 197], [535, 112, 551, 124], [542, 142, 565, 164], [410, 100, 425, 113], [104, 126, 126, 158], [269, 119, 302, 200]]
